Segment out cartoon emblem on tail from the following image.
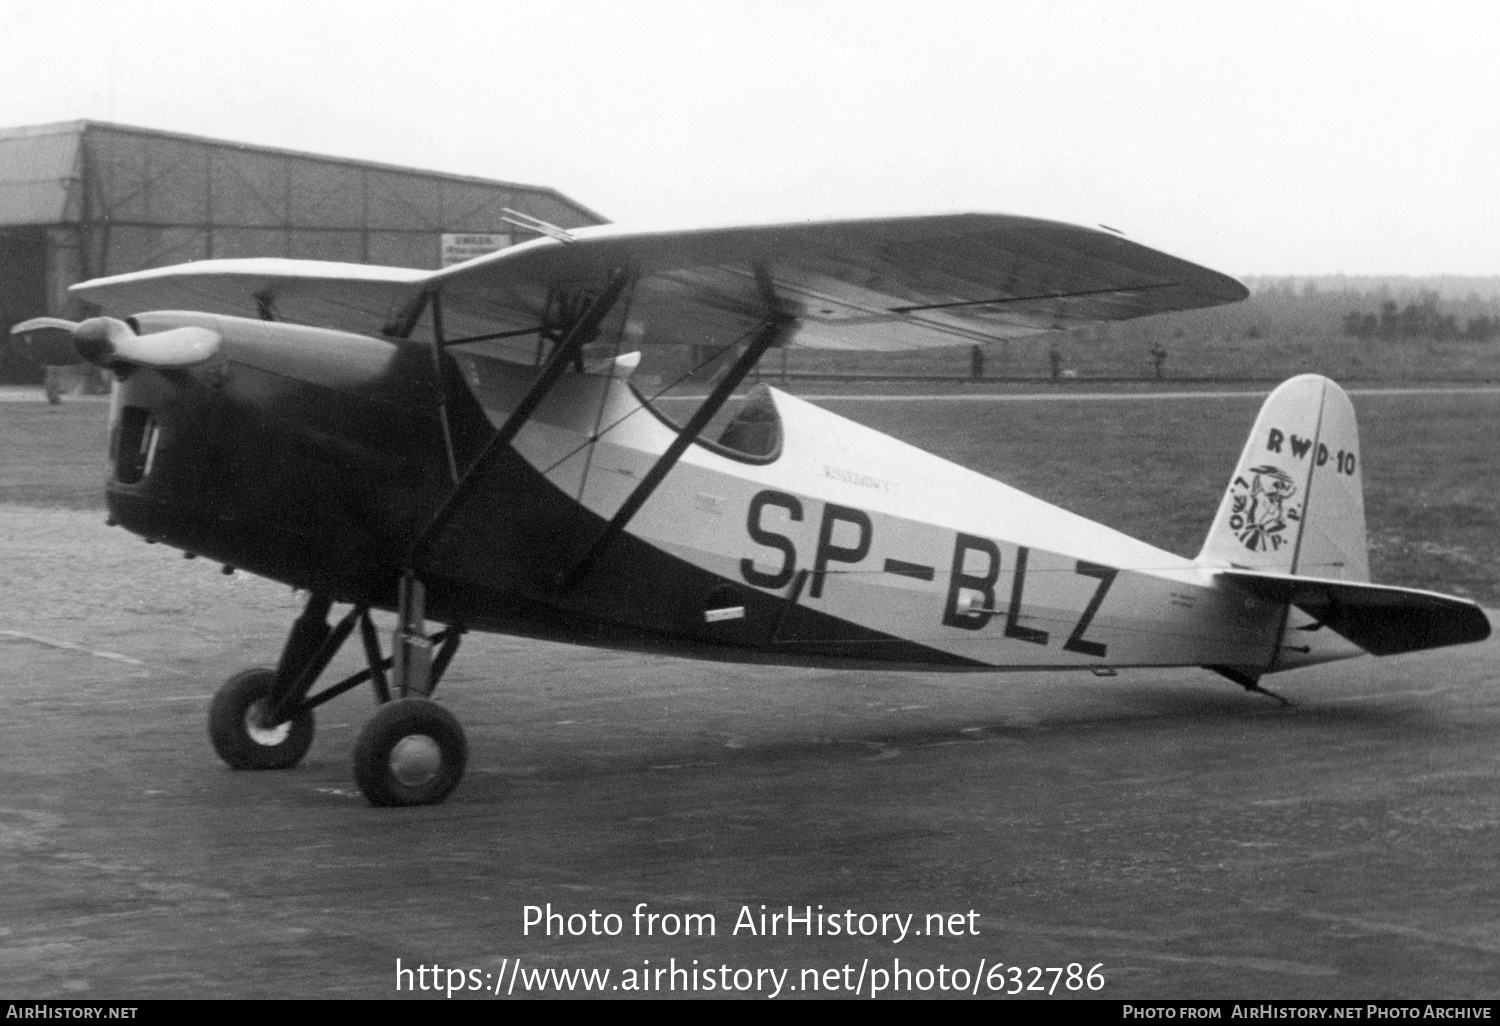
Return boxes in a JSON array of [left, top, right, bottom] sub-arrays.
[[1227, 465, 1301, 552]]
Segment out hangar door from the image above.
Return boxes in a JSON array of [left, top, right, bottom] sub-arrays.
[[0, 228, 46, 383]]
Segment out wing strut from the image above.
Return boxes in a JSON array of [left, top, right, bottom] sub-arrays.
[[405, 270, 633, 571], [556, 308, 795, 594], [392, 270, 632, 698], [428, 291, 461, 483]]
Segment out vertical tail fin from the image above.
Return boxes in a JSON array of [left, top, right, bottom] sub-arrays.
[[1197, 375, 1368, 581]]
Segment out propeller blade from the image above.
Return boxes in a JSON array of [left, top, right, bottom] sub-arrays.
[[9, 317, 85, 365], [9, 317, 220, 368]]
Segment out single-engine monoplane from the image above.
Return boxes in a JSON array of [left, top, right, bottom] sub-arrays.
[[13, 213, 1489, 806]]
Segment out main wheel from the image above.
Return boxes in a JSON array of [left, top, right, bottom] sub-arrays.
[[352, 698, 467, 807], [208, 667, 316, 770]]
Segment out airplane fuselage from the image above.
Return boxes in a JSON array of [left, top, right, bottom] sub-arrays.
[[104, 311, 1348, 675]]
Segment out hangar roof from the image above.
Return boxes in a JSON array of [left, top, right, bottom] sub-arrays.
[[0, 120, 606, 234], [0, 122, 81, 225]]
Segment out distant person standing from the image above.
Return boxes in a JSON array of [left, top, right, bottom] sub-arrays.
[[43, 365, 71, 404], [1048, 342, 1062, 380], [969, 344, 984, 380], [1150, 343, 1168, 379]]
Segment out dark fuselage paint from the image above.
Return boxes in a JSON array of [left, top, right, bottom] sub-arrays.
[[107, 313, 979, 671]]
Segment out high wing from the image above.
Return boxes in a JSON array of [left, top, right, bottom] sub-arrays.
[[71, 213, 1248, 352], [70, 259, 431, 341]]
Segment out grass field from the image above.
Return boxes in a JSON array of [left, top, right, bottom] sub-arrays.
[[764, 330, 1500, 383], [4, 386, 1498, 602]]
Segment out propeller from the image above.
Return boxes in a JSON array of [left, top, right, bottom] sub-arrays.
[[9, 317, 220, 369]]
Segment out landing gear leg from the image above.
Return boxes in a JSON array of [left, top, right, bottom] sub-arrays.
[[208, 592, 347, 770], [393, 573, 433, 697], [351, 574, 468, 807]]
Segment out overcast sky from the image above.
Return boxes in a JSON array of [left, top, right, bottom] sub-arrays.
[[2, 0, 1495, 276]]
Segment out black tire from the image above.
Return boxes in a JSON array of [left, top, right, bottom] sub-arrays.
[[352, 698, 467, 807], [207, 667, 316, 770]]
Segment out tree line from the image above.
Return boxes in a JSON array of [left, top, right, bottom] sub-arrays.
[[1342, 291, 1499, 342]]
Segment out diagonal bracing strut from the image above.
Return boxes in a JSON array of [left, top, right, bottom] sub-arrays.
[[386, 271, 631, 698], [555, 309, 795, 593], [259, 596, 464, 726], [404, 269, 632, 571]]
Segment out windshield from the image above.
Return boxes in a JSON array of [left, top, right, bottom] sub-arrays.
[[630, 381, 784, 464]]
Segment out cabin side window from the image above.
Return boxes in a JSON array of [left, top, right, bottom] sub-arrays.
[[713, 385, 781, 459], [632, 382, 784, 464]]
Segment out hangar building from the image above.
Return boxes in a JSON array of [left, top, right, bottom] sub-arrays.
[[0, 120, 606, 382]]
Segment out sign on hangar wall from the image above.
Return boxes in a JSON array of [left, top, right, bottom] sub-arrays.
[[441, 233, 513, 266]]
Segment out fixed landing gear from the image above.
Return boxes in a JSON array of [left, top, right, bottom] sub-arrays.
[[353, 699, 467, 806], [206, 584, 467, 806], [208, 667, 315, 769]]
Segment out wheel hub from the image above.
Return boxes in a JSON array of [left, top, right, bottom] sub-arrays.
[[244, 700, 292, 746], [389, 734, 442, 787]]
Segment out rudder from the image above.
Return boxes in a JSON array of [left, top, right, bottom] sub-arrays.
[[1197, 375, 1369, 582]]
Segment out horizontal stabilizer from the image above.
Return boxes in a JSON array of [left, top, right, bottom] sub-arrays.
[[1217, 569, 1490, 656]]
